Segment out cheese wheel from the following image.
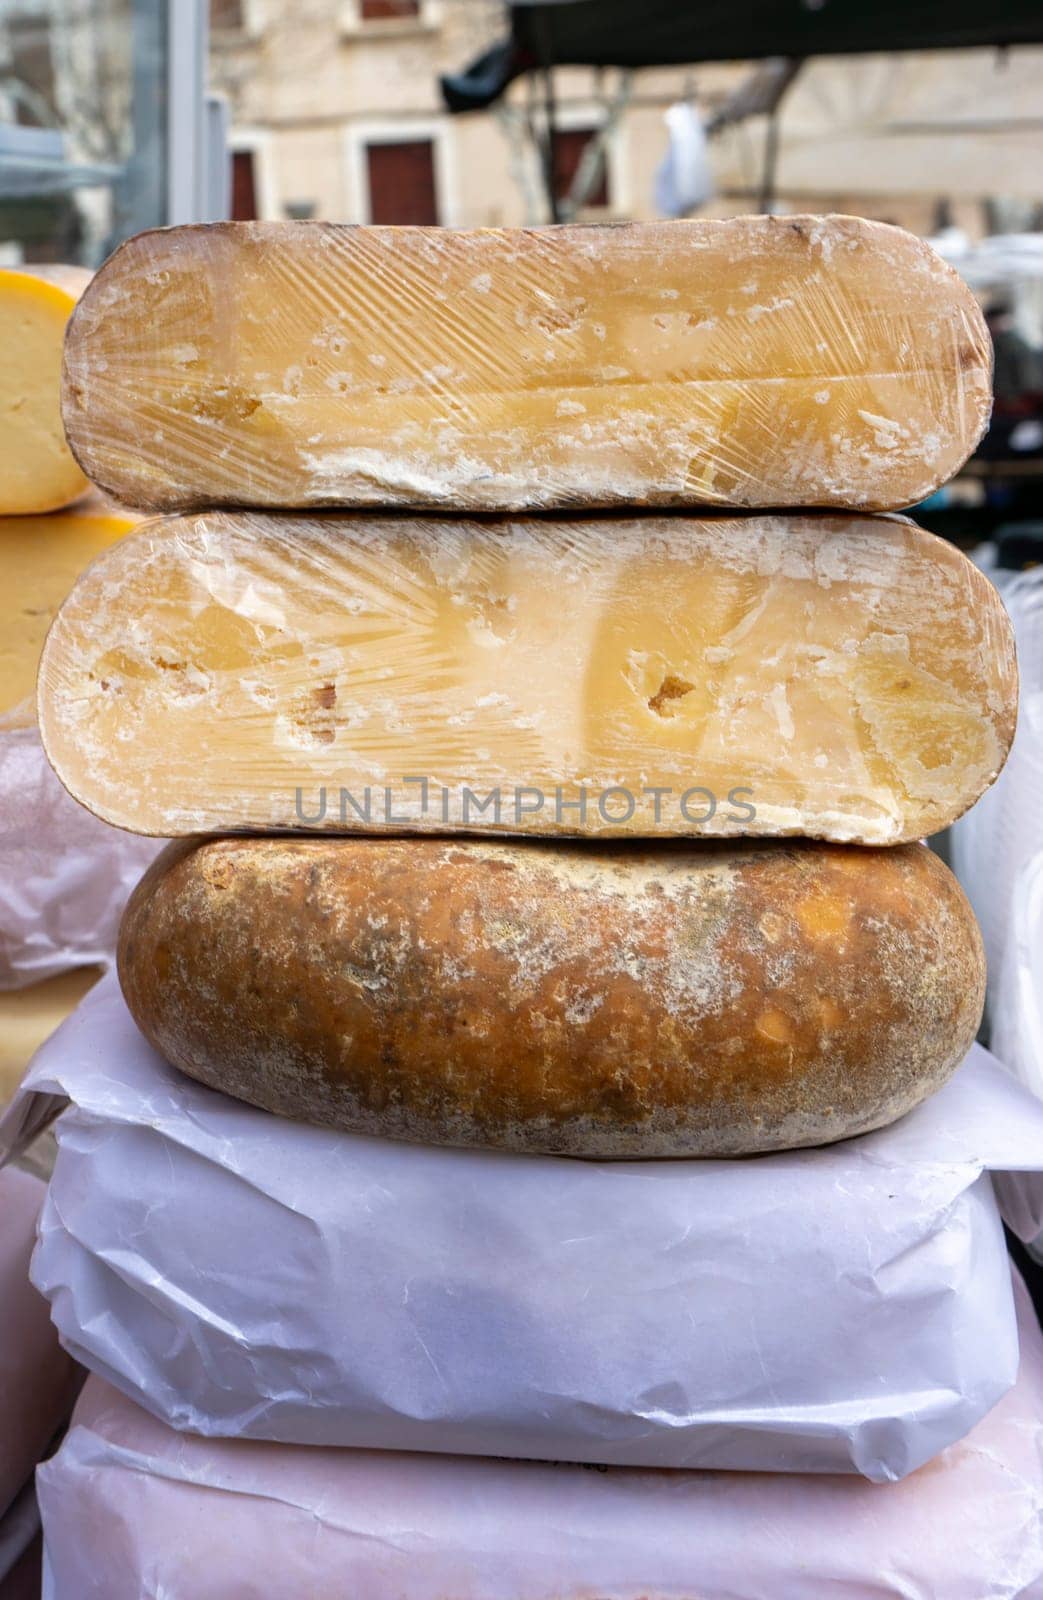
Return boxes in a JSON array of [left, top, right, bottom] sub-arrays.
[[60, 216, 991, 513], [0, 268, 91, 514], [117, 836, 985, 1158], [1, 502, 137, 727], [38, 511, 1017, 844]]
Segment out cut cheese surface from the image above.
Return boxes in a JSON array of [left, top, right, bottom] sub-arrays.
[[1, 268, 91, 514], [38, 512, 1017, 843], [1, 502, 138, 726], [61, 216, 991, 513]]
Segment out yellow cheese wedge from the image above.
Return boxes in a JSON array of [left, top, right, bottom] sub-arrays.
[[38, 512, 1017, 844], [1, 502, 138, 727], [60, 216, 991, 514], [0, 965, 101, 1106], [0, 267, 93, 514]]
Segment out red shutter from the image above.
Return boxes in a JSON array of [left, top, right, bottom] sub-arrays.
[[360, 0, 421, 18], [553, 128, 610, 208], [366, 140, 439, 226], [232, 151, 258, 221]]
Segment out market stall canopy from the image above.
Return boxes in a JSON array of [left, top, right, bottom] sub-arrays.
[[442, 0, 1043, 112]]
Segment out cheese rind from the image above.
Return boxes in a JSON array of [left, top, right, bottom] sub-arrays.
[[38, 512, 1017, 844], [61, 216, 991, 513], [1, 502, 137, 726], [117, 835, 985, 1157], [0, 268, 91, 514]]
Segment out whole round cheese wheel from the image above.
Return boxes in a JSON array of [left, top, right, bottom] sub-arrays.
[[118, 835, 985, 1158], [0, 268, 91, 514]]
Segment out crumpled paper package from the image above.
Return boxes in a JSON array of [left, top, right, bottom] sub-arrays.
[[36, 1274, 1043, 1600], [0, 1168, 82, 1527], [0, 726, 161, 989], [7, 976, 1043, 1484]]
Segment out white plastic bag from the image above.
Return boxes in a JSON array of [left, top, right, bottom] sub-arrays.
[[993, 848, 1043, 1101], [0, 727, 161, 988], [951, 565, 1043, 1011], [36, 1273, 1043, 1600], [990, 849, 1043, 1256], [654, 102, 714, 216], [7, 975, 1043, 1482]]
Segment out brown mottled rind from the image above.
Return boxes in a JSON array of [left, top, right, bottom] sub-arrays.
[[118, 836, 985, 1158]]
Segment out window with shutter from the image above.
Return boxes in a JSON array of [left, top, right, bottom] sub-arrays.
[[553, 127, 610, 209], [232, 151, 258, 221], [365, 140, 439, 225], [360, 0, 421, 19]]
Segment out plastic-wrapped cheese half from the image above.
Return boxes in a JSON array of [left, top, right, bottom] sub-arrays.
[[0, 267, 92, 514], [60, 216, 991, 513], [117, 836, 985, 1157], [39, 512, 1016, 844], [0, 501, 137, 728]]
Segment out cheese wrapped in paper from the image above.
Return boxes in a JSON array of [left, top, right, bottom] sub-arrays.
[[61, 216, 991, 513], [38, 512, 1016, 844], [34, 1277, 1043, 1599]]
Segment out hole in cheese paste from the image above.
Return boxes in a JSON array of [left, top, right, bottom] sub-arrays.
[[648, 674, 696, 718]]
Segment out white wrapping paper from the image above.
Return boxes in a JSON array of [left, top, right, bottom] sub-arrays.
[[37, 1274, 1043, 1600], [0, 726, 161, 989], [7, 976, 1043, 1483]]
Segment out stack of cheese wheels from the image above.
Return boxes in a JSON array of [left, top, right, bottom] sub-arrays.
[[39, 215, 1012, 1162], [28, 214, 1027, 1583]]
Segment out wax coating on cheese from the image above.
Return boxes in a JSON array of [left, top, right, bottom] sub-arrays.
[[1, 269, 91, 514], [37, 512, 1016, 844], [61, 216, 991, 513]]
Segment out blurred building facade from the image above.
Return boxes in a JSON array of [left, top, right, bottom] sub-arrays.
[[209, 0, 1042, 237]]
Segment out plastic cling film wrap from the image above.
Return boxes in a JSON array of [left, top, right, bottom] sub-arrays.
[[61, 216, 991, 514], [36, 1275, 1043, 1600], [7, 975, 1043, 1481], [37, 512, 1017, 843], [0, 726, 163, 988]]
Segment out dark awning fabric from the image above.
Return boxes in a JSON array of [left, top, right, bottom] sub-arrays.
[[442, 0, 1043, 112]]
